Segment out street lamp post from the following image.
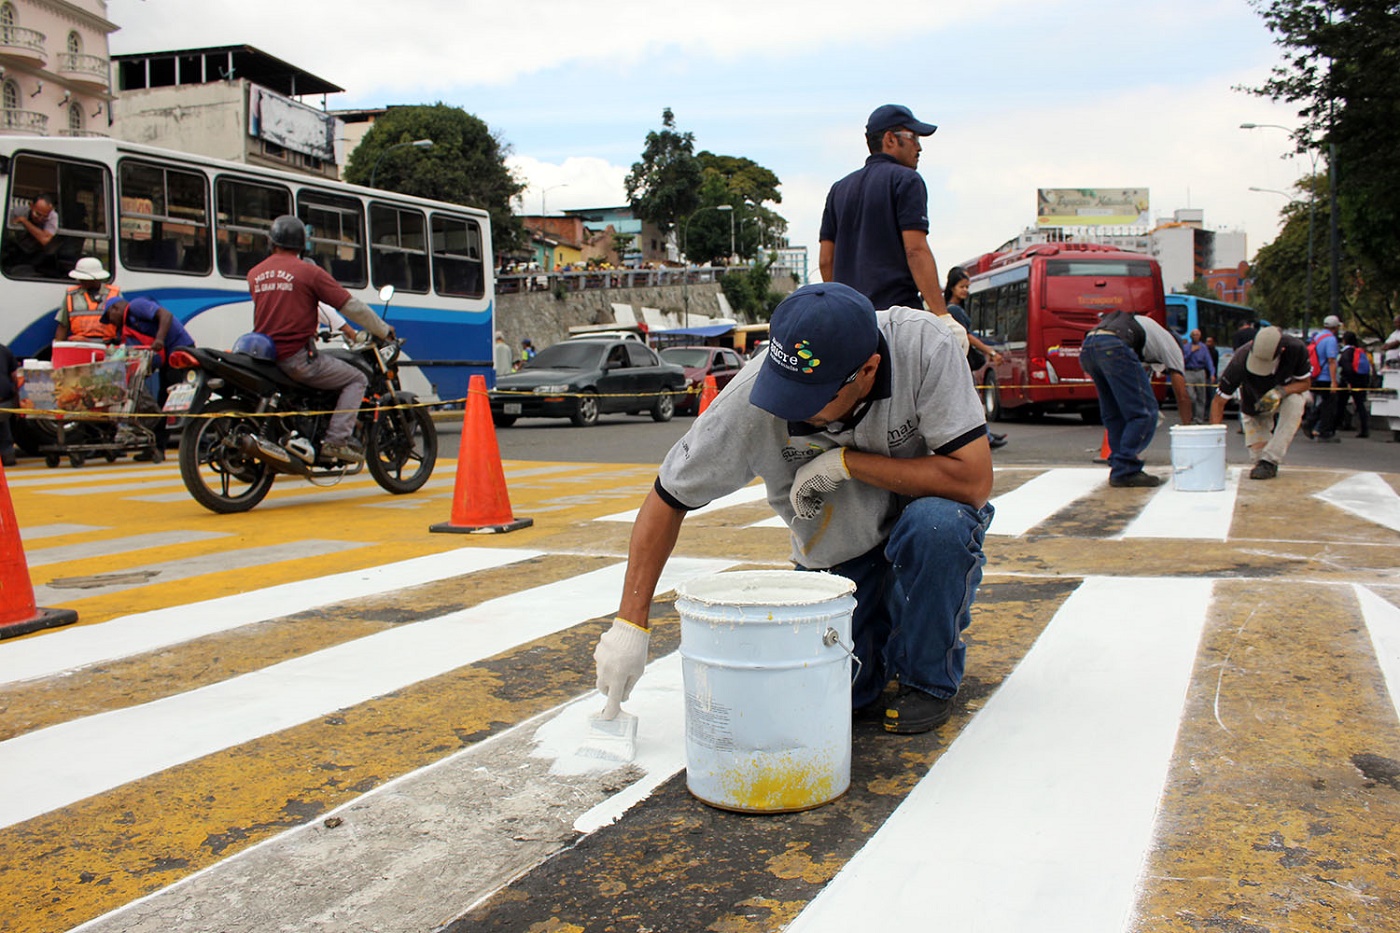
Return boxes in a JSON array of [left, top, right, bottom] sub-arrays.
[[370, 138, 433, 189], [679, 204, 734, 327], [1241, 122, 1326, 333], [541, 183, 568, 215]]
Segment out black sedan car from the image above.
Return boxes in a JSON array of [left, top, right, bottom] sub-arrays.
[[489, 338, 688, 427]]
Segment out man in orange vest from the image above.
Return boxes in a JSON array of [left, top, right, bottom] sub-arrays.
[[55, 257, 120, 342]]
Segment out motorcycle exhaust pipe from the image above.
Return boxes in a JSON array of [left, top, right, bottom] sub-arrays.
[[235, 433, 310, 476]]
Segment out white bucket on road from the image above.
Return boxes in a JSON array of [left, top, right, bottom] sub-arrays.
[[676, 570, 856, 813], [1170, 424, 1227, 491]]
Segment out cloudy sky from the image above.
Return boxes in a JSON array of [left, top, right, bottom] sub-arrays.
[[107, 0, 1310, 274]]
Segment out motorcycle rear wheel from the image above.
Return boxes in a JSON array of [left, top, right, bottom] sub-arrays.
[[366, 402, 437, 494], [179, 400, 276, 514]]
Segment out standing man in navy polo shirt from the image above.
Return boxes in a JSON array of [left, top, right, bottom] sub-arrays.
[[819, 104, 946, 316]]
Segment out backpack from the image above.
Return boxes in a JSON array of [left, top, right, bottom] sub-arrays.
[[1340, 345, 1371, 378], [1307, 335, 1323, 379]]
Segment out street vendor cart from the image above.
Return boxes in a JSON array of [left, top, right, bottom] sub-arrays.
[[18, 347, 164, 468]]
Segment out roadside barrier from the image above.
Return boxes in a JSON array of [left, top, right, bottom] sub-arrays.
[[0, 460, 79, 638], [429, 374, 533, 536]]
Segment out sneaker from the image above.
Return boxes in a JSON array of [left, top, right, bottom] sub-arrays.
[[883, 685, 954, 734], [1249, 459, 1278, 480], [1, 450, 16, 467], [988, 434, 1008, 449], [320, 439, 365, 463], [1109, 471, 1161, 488]]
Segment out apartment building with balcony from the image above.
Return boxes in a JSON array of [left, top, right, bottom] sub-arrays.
[[0, 0, 115, 138]]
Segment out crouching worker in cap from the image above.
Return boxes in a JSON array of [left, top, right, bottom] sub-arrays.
[[593, 283, 994, 734], [1209, 326, 1312, 480]]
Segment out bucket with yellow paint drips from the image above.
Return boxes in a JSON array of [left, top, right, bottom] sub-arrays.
[[676, 570, 857, 813]]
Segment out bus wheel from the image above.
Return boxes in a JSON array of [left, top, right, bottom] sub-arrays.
[[981, 375, 1002, 423]]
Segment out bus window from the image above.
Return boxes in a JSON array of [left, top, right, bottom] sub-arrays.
[[1005, 280, 1028, 342], [215, 176, 290, 278], [370, 203, 429, 294], [430, 213, 484, 298], [2, 153, 111, 280], [299, 190, 365, 288], [1043, 258, 1156, 321], [118, 160, 210, 275]]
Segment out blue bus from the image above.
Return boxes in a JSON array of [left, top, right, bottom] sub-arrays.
[[1, 137, 495, 403], [1164, 294, 1262, 348]]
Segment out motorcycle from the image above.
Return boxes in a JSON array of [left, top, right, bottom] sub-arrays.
[[166, 286, 438, 514]]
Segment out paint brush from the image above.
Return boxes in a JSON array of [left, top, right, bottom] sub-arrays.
[[579, 696, 638, 763]]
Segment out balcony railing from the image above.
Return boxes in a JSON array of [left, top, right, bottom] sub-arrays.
[[0, 109, 48, 135], [0, 25, 47, 64], [57, 51, 109, 85], [57, 128, 107, 138]]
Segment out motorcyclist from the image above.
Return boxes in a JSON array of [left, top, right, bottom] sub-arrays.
[[246, 215, 394, 463]]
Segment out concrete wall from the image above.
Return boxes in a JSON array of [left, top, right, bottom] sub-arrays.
[[113, 81, 247, 162], [494, 282, 726, 349]]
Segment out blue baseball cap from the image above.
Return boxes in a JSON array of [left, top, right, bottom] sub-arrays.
[[751, 283, 879, 422], [866, 104, 937, 137]]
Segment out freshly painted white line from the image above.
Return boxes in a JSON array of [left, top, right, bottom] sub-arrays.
[[987, 467, 1107, 536], [530, 652, 688, 833], [1119, 467, 1241, 540], [0, 556, 734, 829], [0, 548, 541, 687], [23, 530, 231, 566], [747, 515, 786, 529], [787, 575, 1211, 933], [30, 540, 365, 604], [1317, 472, 1400, 533], [1355, 585, 1400, 721], [18, 523, 104, 541], [595, 483, 769, 523]]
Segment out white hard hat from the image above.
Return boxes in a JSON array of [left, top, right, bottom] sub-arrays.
[[68, 257, 111, 281]]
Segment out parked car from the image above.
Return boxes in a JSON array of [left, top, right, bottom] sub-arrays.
[[659, 345, 747, 415], [489, 338, 687, 427]]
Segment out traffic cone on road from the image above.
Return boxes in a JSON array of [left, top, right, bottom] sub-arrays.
[[0, 460, 78, 639], [429, 374, 533, 535], [1094, 429, 1111, 465], [697, 375, 719, 415]]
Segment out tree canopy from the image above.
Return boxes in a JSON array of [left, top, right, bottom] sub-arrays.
[[624, 108, 703, 235], [1245, 0, 1399, 327], [343, 103, 526, 252]]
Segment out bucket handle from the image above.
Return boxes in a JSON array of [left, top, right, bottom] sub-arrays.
[[823, 627, 863, 683]]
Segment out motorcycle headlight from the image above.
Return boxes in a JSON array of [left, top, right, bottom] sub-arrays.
[[533, 384, 570, 394]]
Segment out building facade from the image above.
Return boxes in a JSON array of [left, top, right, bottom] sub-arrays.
[[111, 45, 344, 179], [0, 0, 115, 139]]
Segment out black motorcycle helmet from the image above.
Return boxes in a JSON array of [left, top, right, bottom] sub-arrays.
[[269, 214, 307, 253]]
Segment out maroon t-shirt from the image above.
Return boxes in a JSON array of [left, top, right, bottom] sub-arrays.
[[247, 253, 353, 360]]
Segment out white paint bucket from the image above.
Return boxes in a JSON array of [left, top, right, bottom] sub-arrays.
[[676, 569, 857, 813], [1170, 424, 1227, 491]]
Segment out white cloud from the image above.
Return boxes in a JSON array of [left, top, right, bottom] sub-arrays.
[[507, 155, 629, 214]]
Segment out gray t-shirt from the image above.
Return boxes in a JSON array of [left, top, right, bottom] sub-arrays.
[[656, 307, 986, 569], [1138, 314, 1187, 375]]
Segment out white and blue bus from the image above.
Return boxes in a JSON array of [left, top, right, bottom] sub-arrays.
[[1, 136, 495, 401]]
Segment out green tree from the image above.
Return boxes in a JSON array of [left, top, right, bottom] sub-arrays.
[[625, 108, 702, 235], [696, 151, 787, 261], [720, 254, 784, 321], [1181, 277, 1215, 299], [1244, 174, 1329, 330], [1245, 0, 1399, 325], [344, 103, 526, 252]]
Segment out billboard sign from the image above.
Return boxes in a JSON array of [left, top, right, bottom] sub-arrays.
[[1037, 188, 1149, 226]]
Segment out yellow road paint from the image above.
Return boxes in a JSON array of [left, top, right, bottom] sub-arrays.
[[1132, 580, 1400, 930]]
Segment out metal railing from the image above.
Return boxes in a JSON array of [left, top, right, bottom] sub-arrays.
[[56, 51, 108, 81], [496, 264, 731, 295], [0, 109, 48, 134], [57, 128, 108, 138]]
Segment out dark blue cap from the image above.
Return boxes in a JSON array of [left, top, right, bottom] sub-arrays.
[[866, 104, 937, 137], [751, 283, 879, 421]]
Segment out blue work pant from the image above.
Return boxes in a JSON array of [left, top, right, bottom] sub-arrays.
[[804, 496, 994, 709], [1080, 333, 1159, 482]]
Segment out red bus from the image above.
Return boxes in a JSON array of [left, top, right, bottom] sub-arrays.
[[965, 242, 1168, 422]]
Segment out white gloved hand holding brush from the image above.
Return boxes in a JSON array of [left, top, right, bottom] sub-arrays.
[[594, 617, 649, 719]]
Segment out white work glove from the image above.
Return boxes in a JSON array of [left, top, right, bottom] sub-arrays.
[[594, 617, 650, 719], [1255, 387, 1283, 415], [790, 447, 851, 520]]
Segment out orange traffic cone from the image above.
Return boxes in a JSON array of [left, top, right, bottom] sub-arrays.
[[1094, 429, 1111, 464], [429, 374, 533, 535], [697, 374, 719, 415], [0, 460, 78, 639]]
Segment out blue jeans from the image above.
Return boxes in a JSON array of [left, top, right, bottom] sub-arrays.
[[1080, 333, 1158, 481], [803, 497, 994, 708]]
